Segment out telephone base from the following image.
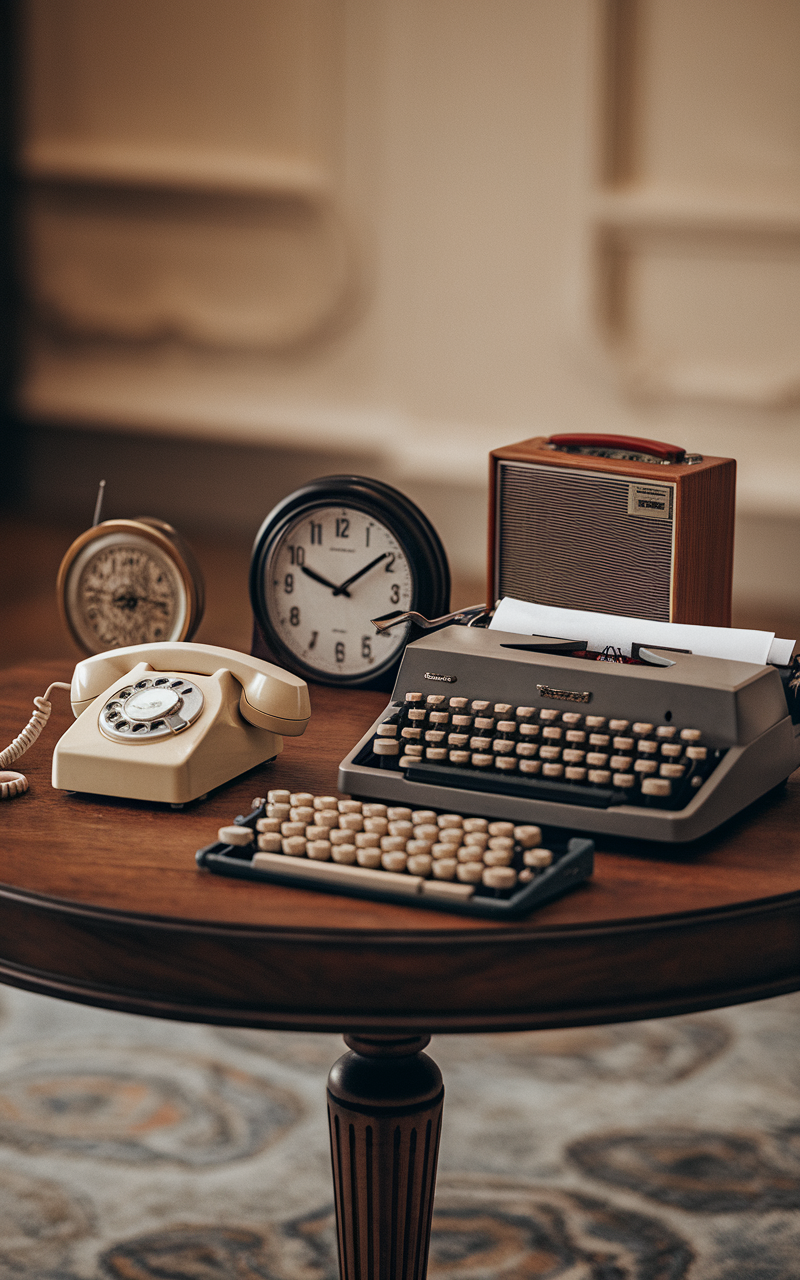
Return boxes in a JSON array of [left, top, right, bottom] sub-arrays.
[[52, 666, 284, 805]]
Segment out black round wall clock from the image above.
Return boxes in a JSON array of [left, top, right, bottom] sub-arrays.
[[249, 476, 450, 688]]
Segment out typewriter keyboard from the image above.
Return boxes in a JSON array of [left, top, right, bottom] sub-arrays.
[[196, 791, 594, 918], [358, 692, 725, 811]]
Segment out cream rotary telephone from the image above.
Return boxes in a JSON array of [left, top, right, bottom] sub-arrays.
[[36, 643, 310, 805]]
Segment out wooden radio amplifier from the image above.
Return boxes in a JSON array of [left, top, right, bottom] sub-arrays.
[[488, 433, 736, 626]]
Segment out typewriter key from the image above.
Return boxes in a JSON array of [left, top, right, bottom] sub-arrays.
[[281, 821, 306, 838], [291, 807, 315, 824], [432, 858, 457, 879], [330, 828, 355, 845], [257, 833, 282, 852], [565, 765, 587, 781], [283, 836, 308, 856], [256, 817, 281, 833], [332, 843, 357, 864], [513, 825, 542, 847], [488, 821, 514, 837], [485, 846, 514, 866], [524, 847, 553, 868], [357, 847, 382, 868], [483, 866, 517, 890], [641, 777, 671, 796], [457, 861, 484, 883], [355, 832, 380, 848]]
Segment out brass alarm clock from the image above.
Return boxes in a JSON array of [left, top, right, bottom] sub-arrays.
[[57, 516, 205, 655]]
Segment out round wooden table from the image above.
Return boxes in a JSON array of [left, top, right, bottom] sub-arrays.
[[3, 660, 800, 1280]]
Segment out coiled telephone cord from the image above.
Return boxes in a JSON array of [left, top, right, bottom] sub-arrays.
[[0, 682, 71, 799]]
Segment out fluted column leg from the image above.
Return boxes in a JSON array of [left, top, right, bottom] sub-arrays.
[[327, 1033, 444, 1280]]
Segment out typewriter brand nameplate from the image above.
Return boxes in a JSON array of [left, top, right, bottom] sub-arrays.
[[627, 483, 673, 519], [424, 671, 457, 683], [537, 684, 592, 703]]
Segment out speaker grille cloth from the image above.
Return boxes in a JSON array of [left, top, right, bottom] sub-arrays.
[[497, 462, 674, 621]]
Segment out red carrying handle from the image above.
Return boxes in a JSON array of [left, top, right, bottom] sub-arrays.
[[547, 433, 685, 464]]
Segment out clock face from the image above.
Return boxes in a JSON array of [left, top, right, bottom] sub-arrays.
[[65, 532, 188, 652], [263, 505, 413, 680]]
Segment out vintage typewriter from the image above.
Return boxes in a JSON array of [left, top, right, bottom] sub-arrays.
[[338, 624, 800, 843]]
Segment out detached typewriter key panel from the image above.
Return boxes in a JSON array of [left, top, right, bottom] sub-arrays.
[[196, 792, 594, 918], [364, 692, 724, 813]]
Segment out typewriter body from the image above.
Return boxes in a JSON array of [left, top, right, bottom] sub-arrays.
[[339, 625, 800, 843]]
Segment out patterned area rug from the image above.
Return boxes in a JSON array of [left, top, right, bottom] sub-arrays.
[[0, 985, 799, 1278]]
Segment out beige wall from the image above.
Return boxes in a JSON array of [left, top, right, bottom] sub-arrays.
[[16, 0, 800, 598]]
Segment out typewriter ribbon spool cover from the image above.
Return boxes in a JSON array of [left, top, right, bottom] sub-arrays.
[[488, 434, 736, 627]]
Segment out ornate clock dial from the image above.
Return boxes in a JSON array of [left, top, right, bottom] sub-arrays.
[[58, 520, 204, 655], [68, 533, 187, 652], [264, 506, 413, 679]]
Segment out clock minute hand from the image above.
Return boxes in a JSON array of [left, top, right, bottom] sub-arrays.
[[333, 553, 389, 596], [300, 563, 351, 598]]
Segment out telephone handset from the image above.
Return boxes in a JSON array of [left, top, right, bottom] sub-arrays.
[[52, 642, 311, 805]]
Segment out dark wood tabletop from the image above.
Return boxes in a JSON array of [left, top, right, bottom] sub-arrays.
[[2, 659, 800, 1034]]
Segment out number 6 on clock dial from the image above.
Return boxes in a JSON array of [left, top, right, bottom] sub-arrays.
[[249, 476, 450, 688]]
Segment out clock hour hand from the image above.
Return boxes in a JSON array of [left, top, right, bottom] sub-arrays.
[[332, 553, 388, 596], [300, 563, 351, 598]]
